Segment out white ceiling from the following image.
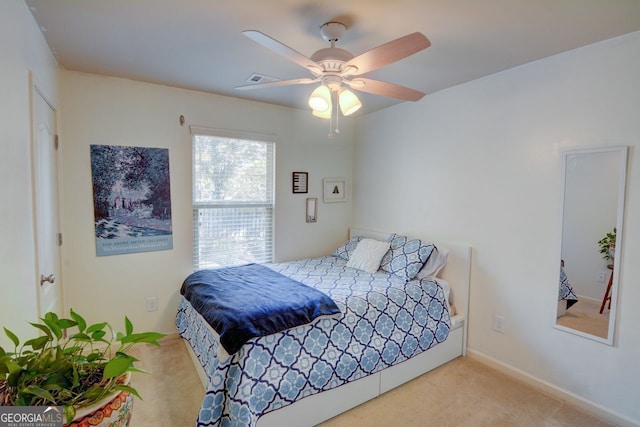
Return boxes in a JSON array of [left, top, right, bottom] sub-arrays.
[[25, 0, 640, 115]]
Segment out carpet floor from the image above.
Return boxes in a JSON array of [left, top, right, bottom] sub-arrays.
[[556, 298, 610, 339], [128, 337, 612, 426]]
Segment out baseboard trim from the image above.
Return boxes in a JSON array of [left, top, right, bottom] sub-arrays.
[[467, 349, 639, 427]]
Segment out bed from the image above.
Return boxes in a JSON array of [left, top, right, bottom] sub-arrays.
[[557, 262, 578, 317], [176, 228, 471, 427]]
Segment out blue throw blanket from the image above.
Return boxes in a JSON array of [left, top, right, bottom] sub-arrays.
[[181, 263, 341, 355]]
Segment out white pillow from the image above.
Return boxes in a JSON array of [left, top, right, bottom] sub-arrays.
[[346, 238, 390, 273], [416, 247, 448, 279]]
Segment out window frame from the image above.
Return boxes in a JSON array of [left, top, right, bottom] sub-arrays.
[[191, 127, 276, 270]]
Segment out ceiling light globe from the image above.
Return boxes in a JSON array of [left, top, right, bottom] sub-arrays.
[[339, 89, 362, 116], [309, 85, 331, 112], [312, 103, 332, 119]]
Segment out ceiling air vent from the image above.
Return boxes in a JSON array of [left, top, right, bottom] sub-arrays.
[[245, 73, 278, 84]]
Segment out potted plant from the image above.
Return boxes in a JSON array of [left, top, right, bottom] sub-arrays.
[[597, 227, 617, 261], [0, 309, 165, 425]]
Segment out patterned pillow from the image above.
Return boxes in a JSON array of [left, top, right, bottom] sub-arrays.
[[380, 234, 436, 281], [331, 236, 363, 260]]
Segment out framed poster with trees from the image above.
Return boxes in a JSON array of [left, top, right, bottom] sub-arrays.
[[90, 144, 173, 256]]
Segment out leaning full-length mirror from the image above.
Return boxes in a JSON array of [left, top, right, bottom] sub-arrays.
[[555, 146, 628, 344]]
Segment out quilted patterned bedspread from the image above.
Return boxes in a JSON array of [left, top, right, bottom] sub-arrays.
[[559, 265, 578, 309], [176, 256, 451, 427]]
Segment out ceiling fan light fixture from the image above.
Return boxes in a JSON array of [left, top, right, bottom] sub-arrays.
[[338, 88, 362, 116], [308, 85, 331, 112]]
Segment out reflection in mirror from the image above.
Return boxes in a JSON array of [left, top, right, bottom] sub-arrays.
[[555, 147, 627, 345]]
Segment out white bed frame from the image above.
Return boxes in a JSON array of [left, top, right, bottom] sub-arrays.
[[184, 228, 471, 427]]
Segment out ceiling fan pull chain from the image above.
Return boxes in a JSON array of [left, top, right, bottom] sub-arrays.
[[328, 94, 334, 138], [335, 90, 340, 135]]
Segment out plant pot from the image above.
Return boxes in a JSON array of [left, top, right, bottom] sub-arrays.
[[67, 373, 133, 427]]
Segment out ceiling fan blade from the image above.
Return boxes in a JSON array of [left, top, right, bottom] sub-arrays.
[[344, 32, 431, 76], [243, 30, 321, 74], [235, 78, 318, 90], [346, 78, 425, 101]]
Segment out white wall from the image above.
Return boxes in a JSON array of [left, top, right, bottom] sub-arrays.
[[58, 71, 354, 335], [353, 32, 640, 424], [0, 0, 59, 348]]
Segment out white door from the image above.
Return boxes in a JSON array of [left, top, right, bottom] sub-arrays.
[[33, 87, 62, 317]]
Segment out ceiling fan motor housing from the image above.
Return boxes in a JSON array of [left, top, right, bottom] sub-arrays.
[[312, 22, 354, 74], [320, 22, 346, 42], [311, 48, 354, 71]]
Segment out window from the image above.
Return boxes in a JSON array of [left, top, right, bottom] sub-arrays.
[[192, 130, 274, 270]]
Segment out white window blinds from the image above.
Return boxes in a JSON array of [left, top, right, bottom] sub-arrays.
[[192, 132, 274, 270]]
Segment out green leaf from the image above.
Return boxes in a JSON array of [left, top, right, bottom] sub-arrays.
[[124, 316, 133, 336], [91, 330, 106, 341], [70, 332, 91, 341], [22, 385, 56, 403], [0, 355, 12, 375], [6, 359, 23, 374], [57, 318, 77, 329], [64, 405, 76, 425], [37, 348, 56, 369], [24, 336, 50, 351], [115, 384, 142, 400], [127, 366, 149, 375], [63, 345, 84, 355], [69, 309, 86, 332], [103, 356, 133, 380], [29, 322, 53, 340], [71, 364, 79, 388], [119, 332, 166, 346], [4, 327, 20, 347], [44, 312, 59, 323], [86, 322, 108, 334], [41, 316, 62, 340], [83, 384, 108, 401], [115, 351, 139, 363], [86, 352, 103, 363], [43, 373, 70, 387]]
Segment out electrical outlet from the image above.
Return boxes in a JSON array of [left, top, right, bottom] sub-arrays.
[[493, 315, 505, 333], [146, 297, 157, 312], [597, 271, 606, 283]]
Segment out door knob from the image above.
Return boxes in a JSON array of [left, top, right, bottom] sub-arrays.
[[40, 273, 55, 285]]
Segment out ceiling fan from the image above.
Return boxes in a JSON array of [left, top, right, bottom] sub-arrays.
[[235, 22, 431, 118]]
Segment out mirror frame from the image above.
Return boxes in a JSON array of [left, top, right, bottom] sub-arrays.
[[555, 146, 628, 345]]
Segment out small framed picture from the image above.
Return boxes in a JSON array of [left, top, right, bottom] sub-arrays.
[[323, 177, 347, 203], [306, 198, 318, 223], [292, 171, 308, 193]]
